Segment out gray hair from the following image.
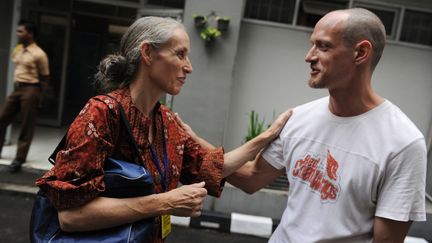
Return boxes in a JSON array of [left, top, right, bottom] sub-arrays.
[[94, 16, 184, 92], [338, 8, 386, 71]]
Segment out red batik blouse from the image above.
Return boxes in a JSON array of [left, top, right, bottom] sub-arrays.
[[36, 88, 224, 242]]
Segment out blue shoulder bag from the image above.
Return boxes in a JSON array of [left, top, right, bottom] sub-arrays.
[[30, 95, 155, 243]]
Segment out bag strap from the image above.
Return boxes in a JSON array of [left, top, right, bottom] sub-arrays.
[[49, 94, 145, 168], [104, 94, 146, 167]]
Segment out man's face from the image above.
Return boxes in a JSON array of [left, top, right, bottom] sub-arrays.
[[16, 25, 32, 44], [304, 13, 355, 91], [147, 28, 193, 96]]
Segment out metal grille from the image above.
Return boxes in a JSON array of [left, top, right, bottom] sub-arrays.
[[244, 0, 296, 24], [401, 9, 432, 46], [147, 0, 185, 9], [265, 173, 289, 191]]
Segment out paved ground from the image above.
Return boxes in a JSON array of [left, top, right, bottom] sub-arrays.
[[0, 167, 267, 243], [0, 193, 267, 243]]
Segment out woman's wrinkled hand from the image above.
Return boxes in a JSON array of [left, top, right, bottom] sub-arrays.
[[164, 181, 207, 217], [174, 113, 216, 150], [264, 109, 293, 140], [174, 113, 198, 139]]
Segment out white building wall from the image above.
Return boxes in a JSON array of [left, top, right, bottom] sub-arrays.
[[173, 0, 245, 146], [224, 21, 432, 150]]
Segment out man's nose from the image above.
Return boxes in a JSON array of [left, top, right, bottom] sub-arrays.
[[305, 47, 316, 63]]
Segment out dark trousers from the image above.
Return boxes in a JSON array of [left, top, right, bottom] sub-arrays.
[[0, 83, 40, 162]]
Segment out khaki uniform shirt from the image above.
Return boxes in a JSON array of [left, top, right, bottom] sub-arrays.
[[12, 43, 49, 84]]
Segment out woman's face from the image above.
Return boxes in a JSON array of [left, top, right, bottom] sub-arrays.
[[148, 28, 193, 96]]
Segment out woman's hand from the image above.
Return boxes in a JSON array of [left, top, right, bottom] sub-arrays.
[[174, 113, 216, 150], [262, 109, 293, 141], [174, 113, 198, 140], [162, 181, 207, 217]]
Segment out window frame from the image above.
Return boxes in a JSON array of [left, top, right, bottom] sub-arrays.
[[243, 0, 432, 49]]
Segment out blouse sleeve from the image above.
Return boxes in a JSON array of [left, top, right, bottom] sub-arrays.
[[36, 97, 118, 210], [180, 134, 225, 197]]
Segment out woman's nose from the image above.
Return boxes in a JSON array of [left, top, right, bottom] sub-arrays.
[[184, 58, 193, 73]]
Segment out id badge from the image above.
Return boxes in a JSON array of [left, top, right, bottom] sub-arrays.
[[161, 215, 171, 239]]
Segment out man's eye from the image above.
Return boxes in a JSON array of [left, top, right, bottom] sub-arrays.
[[318, 43, 329, 49]]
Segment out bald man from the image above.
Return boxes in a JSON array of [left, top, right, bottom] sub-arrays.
[[228, 8, 426, 242]]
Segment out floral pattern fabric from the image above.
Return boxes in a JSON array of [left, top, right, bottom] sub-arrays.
[[36, 88, 224, 242]]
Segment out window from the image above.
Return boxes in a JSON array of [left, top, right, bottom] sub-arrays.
[[354, 3, 399, 40], [40, 0, 72, 11], [244, 0, 296, 24], [244, 0, 432, 48], [73, 1, 117, 16], [400, 10, 432, 46], [297, 0, 348, 28], [147, 0, 185, 9]]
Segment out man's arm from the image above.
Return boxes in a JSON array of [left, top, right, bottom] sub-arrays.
[[38, 75, 50, 106], [174, 110, 292, 178], [373, 217, 412, 243], [227, 154, 284, 194]]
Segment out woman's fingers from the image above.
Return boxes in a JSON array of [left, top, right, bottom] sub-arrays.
[[165, 182, 207, 217], [267, 108, 293, 139]]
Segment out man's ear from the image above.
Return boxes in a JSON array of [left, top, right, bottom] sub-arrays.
[[354, 40, 372, 65], [140, 42, 153, 66]]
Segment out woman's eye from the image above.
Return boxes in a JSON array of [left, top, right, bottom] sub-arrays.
[[177, 51, 185, 59]]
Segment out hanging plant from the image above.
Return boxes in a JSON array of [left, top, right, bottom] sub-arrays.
[[216, 17, 230, 32], [192, 14, 207, 29], [193, 12, 230, 47], [200, 26, 221, 45]]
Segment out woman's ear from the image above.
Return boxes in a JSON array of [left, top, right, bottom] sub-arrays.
[[140, 42, 153, 66], [354, 40, 372, 65]]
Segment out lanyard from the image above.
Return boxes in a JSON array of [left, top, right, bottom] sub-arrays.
[[148, 110, 169, 191]]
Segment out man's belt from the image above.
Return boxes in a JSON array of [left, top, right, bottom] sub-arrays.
[[14, 82, 40, 88]]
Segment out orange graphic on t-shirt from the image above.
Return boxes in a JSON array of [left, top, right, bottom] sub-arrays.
[[292, 150, 340, 202], [326, 150, 339, 180]]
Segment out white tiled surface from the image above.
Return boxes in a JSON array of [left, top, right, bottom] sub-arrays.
[[0, 124, 65, 171]]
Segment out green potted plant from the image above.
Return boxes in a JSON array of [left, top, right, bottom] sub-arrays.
[[245, 110, 268, 142], [216, 16, 230, 32], [192, 14, 207, 29], [200, 26, 221, 46]]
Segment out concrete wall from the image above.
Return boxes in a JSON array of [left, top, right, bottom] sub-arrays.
[[173, 0, 245, 146], [224, 21, 432, 151]]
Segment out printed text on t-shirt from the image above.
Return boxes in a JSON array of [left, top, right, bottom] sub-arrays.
[[292, 150, 341, 202]]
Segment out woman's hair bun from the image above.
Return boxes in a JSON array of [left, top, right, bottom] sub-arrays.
[[94, 54, 127, 92]]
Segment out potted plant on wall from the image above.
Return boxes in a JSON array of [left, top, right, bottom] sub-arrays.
[[216, 16, 230, 32], [200, 26, 221, 46], [192, 14, 207, 29]]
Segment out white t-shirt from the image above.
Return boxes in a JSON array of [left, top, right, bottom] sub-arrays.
[[263, 97, 426, 243]]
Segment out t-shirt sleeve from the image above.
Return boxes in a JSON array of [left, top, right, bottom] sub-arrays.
[[375, 138, 427, 221], [35, 98, 117, 210], [262, 133, 285, 170]]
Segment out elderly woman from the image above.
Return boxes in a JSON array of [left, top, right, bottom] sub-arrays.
[[36, 16, 291, 242]]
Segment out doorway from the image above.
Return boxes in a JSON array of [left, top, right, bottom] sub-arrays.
[[63, 14, 131, 124], [28, 11, 69, 126]]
